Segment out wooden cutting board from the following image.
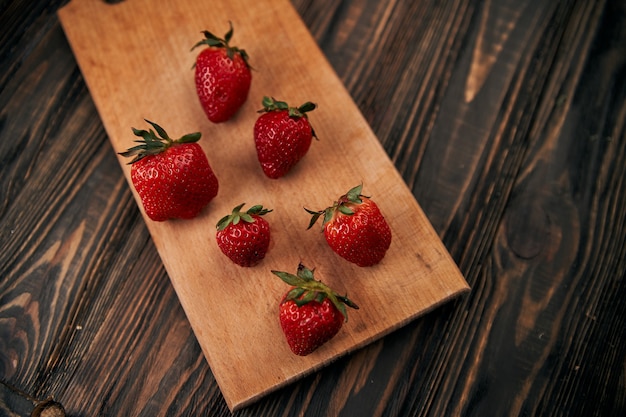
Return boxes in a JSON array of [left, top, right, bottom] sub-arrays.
[[58, 0, 469, 411]]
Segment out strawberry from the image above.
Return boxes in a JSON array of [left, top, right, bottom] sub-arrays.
[[191, 22, 251, 123], [216, 203, 272, 267], [306, 184, 391, 267], [254, 96, 317, 179], [119, 120, 219, 222], [273, 263, 358, 356]]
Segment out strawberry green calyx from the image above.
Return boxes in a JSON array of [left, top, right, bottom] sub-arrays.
[[259, 96, 317, 139], [339, 183, 366, 205], [258, 96, 317, 118], [216, 203, 272, 231], [273, 263, 359, 320], [305, 184, 368, 230], [191, 21, 250, 68], [119, 119, 201, 164]]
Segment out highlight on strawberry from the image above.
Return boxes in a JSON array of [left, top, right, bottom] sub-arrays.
[[215, 203, 272, 267], [274, 263, 359, 356], [305, 184, 392, 267], [254, 96, 317, 179], [119, 119, 219, 222], [191, 22, 252, 123]]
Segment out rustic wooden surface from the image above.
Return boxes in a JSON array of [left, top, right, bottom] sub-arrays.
[[1, 0, 625, 416], [56, 0, 469, 410]]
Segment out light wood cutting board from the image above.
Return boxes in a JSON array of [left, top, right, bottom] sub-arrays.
[[58, 0, 470, 411]]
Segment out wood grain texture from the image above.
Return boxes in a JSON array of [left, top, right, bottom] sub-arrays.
[[1, 0, 625, 416], [56, 0, 468, 411]]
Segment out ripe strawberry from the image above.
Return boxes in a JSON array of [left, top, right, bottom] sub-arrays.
[[306, 184, 392, 267], [273, 263, 358, 356], [191, 22, 251, 123], [216, 203, 272, 267], [254, 96, 317, 179], [119, 120, 219, 222]]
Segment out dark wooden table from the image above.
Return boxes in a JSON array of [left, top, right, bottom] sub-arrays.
[[1, 0, 625, 416]]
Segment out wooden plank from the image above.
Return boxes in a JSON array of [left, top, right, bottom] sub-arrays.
[[57, 0, 469, 410]]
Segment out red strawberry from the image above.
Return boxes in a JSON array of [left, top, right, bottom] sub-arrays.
[[216, 203, 272, 267], [254, 96, 317, 179], [119, 120, 219, 222], [192, 22, 251, 123], [306, 184, 391, 267], [274, 263, 359, 356]]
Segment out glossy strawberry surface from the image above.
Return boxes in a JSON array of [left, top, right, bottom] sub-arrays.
[[253, 97, 317, 179], [254, 110, 313, 178], [216, 213, 271, 267], [130, 142, 219, 221], [274, 264, 358, 356], [279, 297, 344, 356], [306, 185, 392, 267], [195, 47, 251, 123], [324, 198, 391, 267]]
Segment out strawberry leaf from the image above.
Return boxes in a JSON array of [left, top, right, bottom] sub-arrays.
[[274, 264, 359, 321], [192, 30, 225, 50], [202, 30, 221, 42], [239, 49, 250, 63], [215, 214, 231, 230], [327, 292, 348, 320], [260, 96, 289, 111], [261, 96, 274, 108], [286, 287, 306, 300], [296, 263, 315, 281], [305, 208, 324, 230], [216, 203, 271, 230], [259, 96, 315, 120], [232, 203, 246, 212], [224, 21, 234, 43], [120, 120, 203, 164], [146, 119, 170, 141], [288, 107, 302, 118], [338, 205, 354, 215], [240, 213, 254, 223], [297, 290, 317, 306], [272, 270, 307, 287], [346, 184, 364, 203], [178, 132, 202, 143], [337, 294, 360, 310], [191, 23, 251, 68], [297, 102, 316, 114], [248, 205, 272, 216], [323, 209, 335, 225], [131, 127, 151, 142]]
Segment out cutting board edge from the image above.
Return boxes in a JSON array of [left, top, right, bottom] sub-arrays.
[[225, 284, 471, 411], [56, 0, 471, 412]]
